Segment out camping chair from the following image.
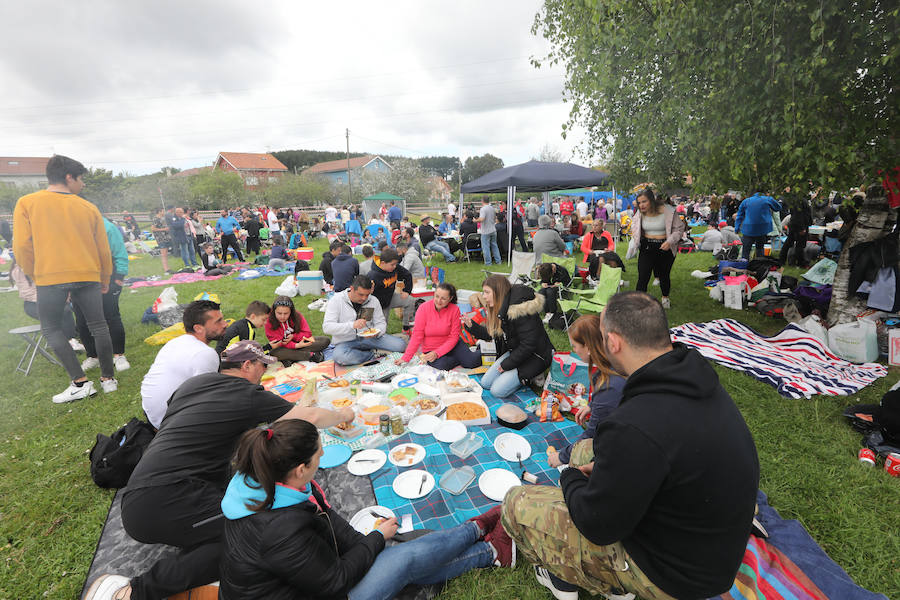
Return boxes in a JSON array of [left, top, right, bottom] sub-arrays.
[[367, 223, 391, 245], [463, 233, 483, 262], [557, 265, 623, 329], [483, 250, 534, 285], [345, 219, 362, 238]]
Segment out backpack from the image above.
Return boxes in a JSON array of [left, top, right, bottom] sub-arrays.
[[89, 418, 156, 488]]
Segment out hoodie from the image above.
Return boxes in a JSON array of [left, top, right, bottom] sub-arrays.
[[559, 344, 759, 599], [369, 262, 412, 312], [330, 253, 359, 293], [220, 473, 384, 600]]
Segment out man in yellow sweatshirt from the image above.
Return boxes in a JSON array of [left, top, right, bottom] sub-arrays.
[[13, 155, 118, 403]]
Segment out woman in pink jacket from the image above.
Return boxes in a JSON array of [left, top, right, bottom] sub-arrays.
[[397, 283, 481, 370], [264, 296, 331, 364]]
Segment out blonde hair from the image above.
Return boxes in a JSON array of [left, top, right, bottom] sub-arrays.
[[568, 314, 619, 389], [482, 275, 512, 338], [468, 292, 485, 309]]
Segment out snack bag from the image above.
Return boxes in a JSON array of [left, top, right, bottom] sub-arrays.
[[537, 389, 565, 422]]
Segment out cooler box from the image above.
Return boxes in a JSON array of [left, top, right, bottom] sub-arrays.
[[296, 247, 314, 261], [297, 270, 323, 296]]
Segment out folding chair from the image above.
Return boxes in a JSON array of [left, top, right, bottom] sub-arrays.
[[557, 265, 623, 329], [483, 250, 535, 284], [10, 324, 61, 375], [463, 233, 483, 263]]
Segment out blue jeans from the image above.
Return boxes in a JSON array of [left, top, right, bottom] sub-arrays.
[[426, 239, 455, 261], [480, 351, 522, 399], [481, 232, 501, 265], [348, 522, 492, 600], [177, 240, 197, 266], [332, 334, 408, 365]]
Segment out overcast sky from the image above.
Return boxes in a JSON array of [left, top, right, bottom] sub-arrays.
[[0, 1, 586, 176]]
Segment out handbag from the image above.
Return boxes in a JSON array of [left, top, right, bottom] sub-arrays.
[[89, 418, 156, 488], [544, 352, 592, 409]]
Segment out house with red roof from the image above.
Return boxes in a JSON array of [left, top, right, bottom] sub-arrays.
[[214, 152, 288, 189], [0, 157, 50, 189], [303, 154, 391, 185]]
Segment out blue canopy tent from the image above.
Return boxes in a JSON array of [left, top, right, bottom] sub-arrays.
[[460, 161, 611, 262]]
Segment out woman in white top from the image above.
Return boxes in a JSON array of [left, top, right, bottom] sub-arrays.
[[630, 189, 686, 309]]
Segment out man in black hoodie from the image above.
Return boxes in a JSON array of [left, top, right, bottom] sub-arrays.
[[330, 244, 359, 293], [501, 291, 759, 600], [369, 247, 415, 332], [318, 239, 343, 286]]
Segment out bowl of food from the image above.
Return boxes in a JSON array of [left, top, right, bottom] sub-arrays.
[[358, 395, 393, 425], [412, 395, 442, 416]]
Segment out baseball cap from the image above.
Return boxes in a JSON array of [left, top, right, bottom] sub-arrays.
[[221, 340, 276, 364]]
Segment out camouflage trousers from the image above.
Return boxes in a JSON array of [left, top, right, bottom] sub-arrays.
[[501, 439, 675, 600]]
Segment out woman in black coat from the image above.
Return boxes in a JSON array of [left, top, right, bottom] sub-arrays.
[[463, 274, 554, 398], [219, 420, 515, 600]]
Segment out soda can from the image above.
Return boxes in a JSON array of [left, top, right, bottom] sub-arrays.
[[885, 452, 900, 477], [858, 448, 876, 466]]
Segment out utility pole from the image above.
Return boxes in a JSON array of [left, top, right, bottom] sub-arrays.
[[346, 128, 352, 206]]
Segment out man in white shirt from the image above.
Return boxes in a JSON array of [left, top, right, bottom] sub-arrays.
[[447, 201, 456, 220], [266, 209, 280, 234], [576, 198, 589, 219], [140, 300, 227, 428], [324, 204, 338, 226]]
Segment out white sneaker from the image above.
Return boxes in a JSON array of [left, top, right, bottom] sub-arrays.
[[52, 381, 96, 403], [81, 356, 100, 371], [543, 314, 553, 324], [661, 297, 671, 309], [114, 355, 130, 372], [83, 574, 131, 600], [652, 278, 659, 286], [534, 566, 579, 600], [69, 338, 85, 352], [100, 378, 118, 393]]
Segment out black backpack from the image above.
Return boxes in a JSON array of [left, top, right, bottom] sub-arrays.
[[89, 418, 156, 488]]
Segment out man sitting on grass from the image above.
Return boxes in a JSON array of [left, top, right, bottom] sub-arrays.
[[500, 292, 759, 600], [84, 340, 355, 600], [369, 247, 416, 334], [322, 274, 407, 365]]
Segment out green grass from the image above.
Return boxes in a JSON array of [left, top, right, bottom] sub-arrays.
[[0, 233, 898, 599]]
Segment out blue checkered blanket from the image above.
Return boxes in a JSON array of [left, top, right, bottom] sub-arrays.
[[369, 380, 583, 530]]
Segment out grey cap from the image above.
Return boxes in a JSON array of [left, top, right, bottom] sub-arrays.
[[221, 339, 276, 364]]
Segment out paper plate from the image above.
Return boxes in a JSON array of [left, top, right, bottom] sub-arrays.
[[319, 444, 353, 469], [434, 420, 467, 444], [478, 468, 521, 501], [392, 469, 435, 499], [414, 382, 440, 396], [349, 505, 396, 535], [387, 443, 426, 467], [493, 432, 532, 462], [408, 414, 441, 435], [358, 329, 379, 338], [347, 449, 387, 476]]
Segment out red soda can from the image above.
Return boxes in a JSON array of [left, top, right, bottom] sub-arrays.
[[858, 448, 876, 466], [885, 452, 900, 477]]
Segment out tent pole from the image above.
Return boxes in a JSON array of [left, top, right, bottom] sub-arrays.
[[507, 186, 515, 264], [613, 186, 618, 244]]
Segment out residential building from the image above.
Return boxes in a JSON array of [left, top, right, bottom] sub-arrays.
[[303, 154, 391, 185], [214, 152, 288, 189], [0, 157, 50, 189]]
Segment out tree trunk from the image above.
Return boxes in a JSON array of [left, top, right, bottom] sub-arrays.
[[827, 184, 896, 326]]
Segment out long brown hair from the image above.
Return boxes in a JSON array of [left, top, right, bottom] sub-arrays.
[[269, 295, 302, 331], [231, 419, 320, 512], [568, 314, 619, 389], [482, 274, 512, 337]]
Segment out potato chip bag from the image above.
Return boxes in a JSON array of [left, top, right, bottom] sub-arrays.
[[537, 389, 565, 422]]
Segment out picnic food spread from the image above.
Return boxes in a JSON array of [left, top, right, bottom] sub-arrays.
[[446, 402, 488, 421]]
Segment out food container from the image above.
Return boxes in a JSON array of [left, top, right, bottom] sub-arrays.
[[411, 395, 442, 416], [449, 433, 483, 459], [297, 270, 324, 295], [319, 386, 353, 409], [328, 421, 367, 441], [388, 387, 417, 407], [439, 466, 476, 495], [358, 396, 393, 426], [443, 392, 491, 426], [295, 247, 315, 261]]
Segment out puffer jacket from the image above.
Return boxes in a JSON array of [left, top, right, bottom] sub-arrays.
[[467, 284, 554, 381], [220, 474, 384, 599]]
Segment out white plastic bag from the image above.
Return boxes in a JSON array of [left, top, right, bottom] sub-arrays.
[[723, 284, 744, 310], [796, 315, 828, 345], [828, 319, 879, 363], [625, 236, 639, 260], [274, 275, 299, 297], [709, 281, 725, 302], [151, 286, 178, 313]]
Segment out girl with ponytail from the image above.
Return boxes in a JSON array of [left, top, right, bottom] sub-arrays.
[[220, 420, 516, 600]]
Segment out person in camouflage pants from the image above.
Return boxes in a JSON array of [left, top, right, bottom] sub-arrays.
[[500, 439, 676, 600]]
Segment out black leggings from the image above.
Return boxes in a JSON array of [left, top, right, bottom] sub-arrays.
[[636, 238, 675, 296], [73, 279, 126, 355], [270, 336, 331, 363], [220, 233, 244, 262]]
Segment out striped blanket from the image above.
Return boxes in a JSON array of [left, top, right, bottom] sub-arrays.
[[670, 319, 887, 398]]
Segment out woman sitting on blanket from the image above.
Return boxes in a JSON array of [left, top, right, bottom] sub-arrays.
[[547, 314, 626, 468], [463, 274, 554, 399], [219, 419, 515, 600], [395, 283, 482, 370], [264, 296, 330, 364]]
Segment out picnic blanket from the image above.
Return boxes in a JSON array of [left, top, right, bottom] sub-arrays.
[[712, 491, 887, 600], [236, 263, 296, 278], [671, 319, 887, 398], [370, 379, 583, 530], [129, 271, 232, 288]]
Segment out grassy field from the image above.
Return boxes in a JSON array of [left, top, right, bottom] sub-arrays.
[[0, 223, 898, 599]]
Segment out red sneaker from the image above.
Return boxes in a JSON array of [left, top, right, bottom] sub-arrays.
[[468, 505, 502, 537], [485, 519, 516, 568]]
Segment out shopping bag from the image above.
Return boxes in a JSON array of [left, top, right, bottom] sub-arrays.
[[828, 319, 879, 363], [723, 284, 744, 310], [802, 258, 838, 285], [796, 315, 828, 345], [544, 352, 592, 409], [151, 286, 177, 313], [275, 275, 299, 297], [460, 308, 486, 346]]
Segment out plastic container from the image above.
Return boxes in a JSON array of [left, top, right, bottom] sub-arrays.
[[296, 247, 314, 261], [449, 432, 483, 459], [358, 396, 393, 426], [439, 466, 476, 495], [297, 270, 324, 295]]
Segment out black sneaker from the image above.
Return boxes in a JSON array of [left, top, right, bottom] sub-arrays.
[[310, 351, 325, 363]]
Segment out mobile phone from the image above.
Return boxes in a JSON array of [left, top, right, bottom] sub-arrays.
[[361, 359, 380, 367]]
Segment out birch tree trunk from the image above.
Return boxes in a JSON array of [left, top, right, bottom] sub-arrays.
[[827, 184, 897, 327]]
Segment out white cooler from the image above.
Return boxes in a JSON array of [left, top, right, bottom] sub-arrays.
[[297, 270, 324, 296]]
